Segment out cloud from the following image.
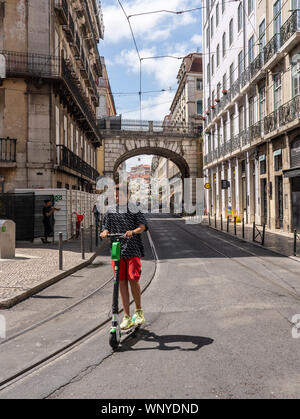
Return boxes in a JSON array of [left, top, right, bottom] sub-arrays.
[[191, 34, 202, 47], [102, 0, 201, 44], [116, 42, 191, 88]]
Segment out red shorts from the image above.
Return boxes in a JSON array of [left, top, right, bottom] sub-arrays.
[[111, 257, 142, 281]]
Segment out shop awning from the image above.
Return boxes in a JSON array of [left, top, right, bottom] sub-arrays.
[[283, 167, 300, 178]]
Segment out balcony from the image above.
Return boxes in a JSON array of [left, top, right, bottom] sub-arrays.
[[0, 137, 16, 163], [1, 50, 101, 145], [231, 134, 240, 152], [3, 51, 59, 78], [240, 129, 250, 147], [263, 33, 281, 66], [54, 0, 68, 24], [63, 12, 75, 42], [280, 10, 300, 52], [57, 145, 99, 181], [264, 95, 300, 136], [249, 121, 262, 141]]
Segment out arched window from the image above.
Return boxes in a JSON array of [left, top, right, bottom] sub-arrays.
[[291, 137, 300, 168]]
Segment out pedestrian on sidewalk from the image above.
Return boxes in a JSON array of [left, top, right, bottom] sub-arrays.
[[41, 200, 60, 244], [100, 182, 148, 330], [92, 204, 100, 227], [74, 212, 85, 238]]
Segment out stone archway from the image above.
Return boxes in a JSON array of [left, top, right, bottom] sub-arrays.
[[103, 135, 198, 181], [113, 146, 190, 182]]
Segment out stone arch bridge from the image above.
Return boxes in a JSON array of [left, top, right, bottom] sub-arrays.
[[99, 119, 203, 184]]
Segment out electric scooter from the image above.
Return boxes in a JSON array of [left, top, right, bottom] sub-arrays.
[[107, 233, 127, 351]]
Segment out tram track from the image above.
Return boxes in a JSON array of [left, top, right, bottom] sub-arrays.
[[175, 220, 300, 302], [0, 231, 159, 392]]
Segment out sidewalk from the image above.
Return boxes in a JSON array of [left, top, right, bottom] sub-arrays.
[[201, 216, 299, 259], [0, 230, 101, 308]]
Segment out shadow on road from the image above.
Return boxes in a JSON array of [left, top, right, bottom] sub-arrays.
[[119, 328, 214, 352]]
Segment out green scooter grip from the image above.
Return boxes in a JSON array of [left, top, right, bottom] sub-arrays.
[[111, 242, 121, 261]]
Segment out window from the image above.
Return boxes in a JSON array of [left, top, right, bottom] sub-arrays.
[[223, 119, 227, 142], [259, 19, 266, 54], [216, 3, 219, 26], [260, 155, 266, 175], [211, 15, 214, 38], [229, 19, 233, 46], [222, 0, 225, 14], [230, 63, 234, 86], [197, 100, 203, 115], [207, 63, 210, 83], [222, 32, 226, 57], [249, 96, 255, 126], [212, 55, 215, 76], [206, 26, 210, 48], [292, 54, 300, 97], [238, 51, 244, 77], [238, 3, 243, 32], [273, 0, 281, 35], [239, 106, 244, 132], [57, 182, 62, 189], [273, 73, 282, 110], [63, 116, 68, 146], [248, 0, 254, 15], [274, 150, 282, 171], [216, 44, 220, 67], [259, 86, 266, 120], [248, 35, 255, 65], [223, 73, 227, 89], [230, 114, 234, 138], [196, 78, 203, 90]]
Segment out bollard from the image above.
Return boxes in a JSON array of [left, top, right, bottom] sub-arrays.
[[227, 216, 230, 233], [262, 224, 266, 246], [81, 226, 85, 260], [294, 230, 297, 256], [221, 214, 223, 231], [242, 218, 245, 239], [234, 217, 237, 235], [214, 213, 217, 228], [90, 224, 93, 253], [208, 213, 211, 226], [59, 232, 63, 271], [252, 222, 255, 242]]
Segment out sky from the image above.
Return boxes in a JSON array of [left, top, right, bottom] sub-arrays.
[[98, 0, 203, 168]]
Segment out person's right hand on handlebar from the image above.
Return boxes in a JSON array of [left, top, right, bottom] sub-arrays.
[[100, 229, 109, 239]]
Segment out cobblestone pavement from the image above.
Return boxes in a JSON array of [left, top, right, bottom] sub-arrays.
[[0, 231, 97, 302], [200, 216, 298, 258]]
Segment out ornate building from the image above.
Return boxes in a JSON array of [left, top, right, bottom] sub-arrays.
[[0, 0, 104, 192]]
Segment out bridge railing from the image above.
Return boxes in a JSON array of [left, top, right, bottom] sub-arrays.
[[98, 117, 202, 136]]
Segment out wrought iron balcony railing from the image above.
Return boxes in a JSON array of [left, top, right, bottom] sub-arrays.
[[232, 134, 240, 151], [249, 121, 262, 141], [231, 78, 241, 98], [264, 96, 300, 135], [57, 145, 99, 181], [240, 129, 250, 147], [278, 95, 300, 127], [3, 51, 60, 77], [280, 10, 300, 46], [225, 140, 232, 155], [264, 33, 281, 64], [0, 137, 17, 163]]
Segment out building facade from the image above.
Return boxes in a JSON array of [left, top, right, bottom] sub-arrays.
[[170, 52, 204, 127], [0, 0, 104, 193], [203, 0, 300, 232], [97, 56, 117, 176]]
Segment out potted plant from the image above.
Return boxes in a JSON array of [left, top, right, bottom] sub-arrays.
[[215, 98, 220, 103], [222, 89, 228, 95]]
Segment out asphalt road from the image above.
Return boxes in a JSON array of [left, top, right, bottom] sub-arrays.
[[1, 216, 300, 399]]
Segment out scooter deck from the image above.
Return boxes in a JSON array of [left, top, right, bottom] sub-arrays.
[[122, 324, 141, 335]]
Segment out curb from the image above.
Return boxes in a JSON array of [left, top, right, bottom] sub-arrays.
[[0, 241, 107, 310], [204, 223, 300, 263]]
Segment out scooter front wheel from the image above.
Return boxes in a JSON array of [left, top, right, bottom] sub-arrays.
[[109, 331, 120, 351]]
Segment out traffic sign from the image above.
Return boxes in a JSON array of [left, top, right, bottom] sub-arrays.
[[204, 183, 211, 190]]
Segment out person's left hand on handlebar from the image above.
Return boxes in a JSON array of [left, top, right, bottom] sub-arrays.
[[124, 230, 135, 238]]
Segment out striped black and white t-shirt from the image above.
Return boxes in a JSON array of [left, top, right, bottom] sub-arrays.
[[102, 204, 148, 259]]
